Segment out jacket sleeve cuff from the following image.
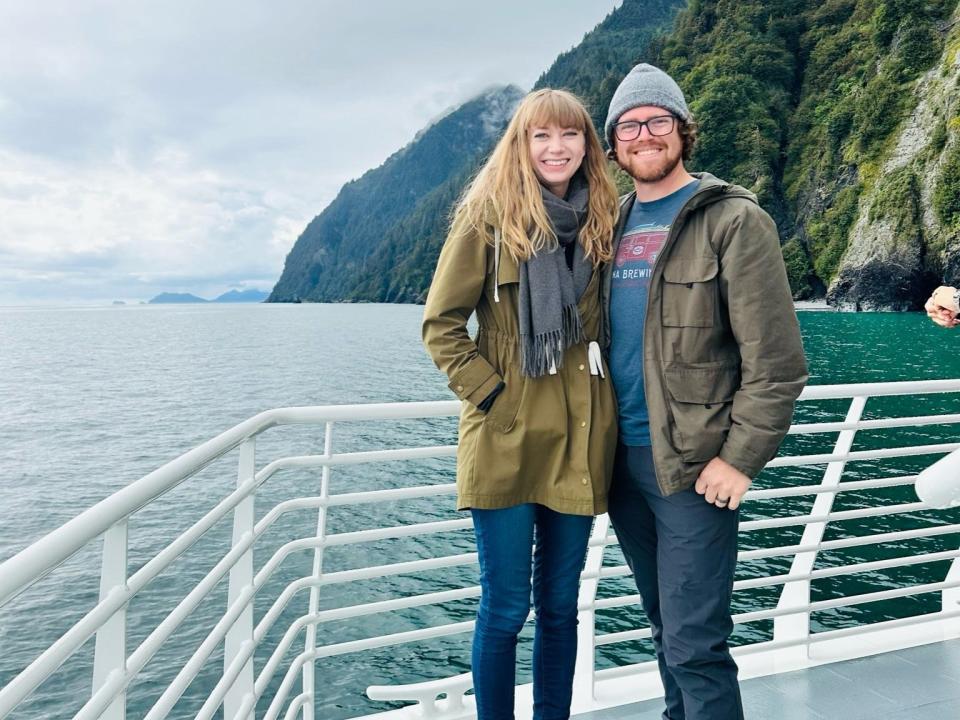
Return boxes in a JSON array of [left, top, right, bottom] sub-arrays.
[[718, 441, 767, 480], [448, 357, 503, 406], [476, 381, 505, 413]]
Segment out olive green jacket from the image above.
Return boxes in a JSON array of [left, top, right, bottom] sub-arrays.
[[601, 173, 808, 495], [422, 214, 618, 515]]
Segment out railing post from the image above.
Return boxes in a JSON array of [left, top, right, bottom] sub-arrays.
[[571, 513, 608, 713], [225, 439, 256, 720], [92, 520, 129, 720], [302, 422, 334, 720], [943, 557, 960, 613], [773, 396, 867, 666]]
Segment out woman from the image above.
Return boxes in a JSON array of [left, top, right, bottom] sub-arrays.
[[422, 89, 619, 719]]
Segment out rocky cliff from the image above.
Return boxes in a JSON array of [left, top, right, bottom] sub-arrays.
[[828, 17, 960, 309]]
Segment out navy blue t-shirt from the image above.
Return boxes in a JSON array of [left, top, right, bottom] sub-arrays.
[[609, 180, 700, 446]]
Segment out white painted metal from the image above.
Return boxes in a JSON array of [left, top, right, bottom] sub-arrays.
[[764, 441, 960, 468], [146, 570, 258, 720], [738, 500, 929, 532], [591, 609, 960, 683], [916, 446, 960, 507], [0, 479, 248, 718], [304, 422, 334, 720], [92, 520, 128, 720], [256, 445, 458, 481], [746, 474, 915, 499], [367, 673, 473, 718], [0, 402, 460, 607], [773, 396, 866, 659], [226, 439, 257, 720], [736, 522, 960, 561], [74, 518, 261, 720], [944, 537, 960, 614], [799, 378, 960, 398], [789, 411, 960, 434], [3, 382, 960, 720], [284, 693, 312, 720], [572, 514, 609, 711]]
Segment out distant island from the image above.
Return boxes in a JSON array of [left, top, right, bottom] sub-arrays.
[[148, 289, 269, 304], [213, 289, 270, 303]]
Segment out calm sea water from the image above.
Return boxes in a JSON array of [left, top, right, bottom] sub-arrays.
[[1, 303, 960, 719]]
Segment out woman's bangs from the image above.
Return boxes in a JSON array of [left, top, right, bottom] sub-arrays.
[[526, 93, 587, 132]]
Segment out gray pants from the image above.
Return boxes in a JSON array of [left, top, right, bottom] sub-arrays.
[[608, 444, 744, 720]]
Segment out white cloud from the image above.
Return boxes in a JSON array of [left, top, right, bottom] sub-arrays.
[[0, 146, 310, 302], [0, 0, 623, 303]]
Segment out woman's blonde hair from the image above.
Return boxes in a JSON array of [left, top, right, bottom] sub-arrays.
[[453, 89, 618, 264]]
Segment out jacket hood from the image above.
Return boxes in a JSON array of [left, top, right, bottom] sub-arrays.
[[619, 172, 758, 213], [692, 172, 757, 204]]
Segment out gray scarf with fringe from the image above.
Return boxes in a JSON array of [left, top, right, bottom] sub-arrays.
[[518, 173, 592, 377]]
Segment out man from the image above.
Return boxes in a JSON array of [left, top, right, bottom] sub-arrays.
[[601, 63, 808, 720]]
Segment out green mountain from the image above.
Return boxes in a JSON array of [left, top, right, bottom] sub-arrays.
[[271, 0, 960, 310], [268, 86, 525, 303], [268, 0, 686, 303], [653, 0, 959, 309], [533, 0, 688, 128]]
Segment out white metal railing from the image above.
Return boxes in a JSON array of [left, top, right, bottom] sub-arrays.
[[1, 380, 960, 719]]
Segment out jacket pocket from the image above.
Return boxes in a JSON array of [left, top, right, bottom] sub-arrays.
[[662, 362, 740, 463], [661, 256, 718, 328], [483, 375, 526, 433]]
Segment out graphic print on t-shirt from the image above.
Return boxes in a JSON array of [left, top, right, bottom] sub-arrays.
[[612, 225, 667, 287], [608, 178, 700, 447]]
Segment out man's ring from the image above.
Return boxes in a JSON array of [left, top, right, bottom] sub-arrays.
[[715, 497, 729, 507]]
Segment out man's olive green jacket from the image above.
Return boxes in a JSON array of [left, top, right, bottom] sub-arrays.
[[422, 213, 618, 516], [603, 173, 808, 495]]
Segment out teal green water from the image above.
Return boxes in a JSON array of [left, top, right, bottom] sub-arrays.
[[1, 306, 959, 718], [596, 311, 960, 669]]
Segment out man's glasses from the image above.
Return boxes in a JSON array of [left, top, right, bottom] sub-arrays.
[[613, 115, 676, 141]]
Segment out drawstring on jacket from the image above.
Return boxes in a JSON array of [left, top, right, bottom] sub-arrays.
[[493, 227, 501, 303]]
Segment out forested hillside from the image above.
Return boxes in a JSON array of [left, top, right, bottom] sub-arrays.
[[272, 0, 960, 309], [269, 0, 685, 303], [654, 0, 959, 307], [267, 86, 524, 303]]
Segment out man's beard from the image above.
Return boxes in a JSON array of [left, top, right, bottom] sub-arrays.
[[621, 143, 682, 184]]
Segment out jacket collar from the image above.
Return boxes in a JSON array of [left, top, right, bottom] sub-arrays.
[[614, 172, 758, 240]]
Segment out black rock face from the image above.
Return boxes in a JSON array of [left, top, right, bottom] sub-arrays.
[[827, 260, 930, 311], [944, 242, 960, 287]]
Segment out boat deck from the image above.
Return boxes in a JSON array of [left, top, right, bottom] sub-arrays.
[[574, 639, 960, 720]]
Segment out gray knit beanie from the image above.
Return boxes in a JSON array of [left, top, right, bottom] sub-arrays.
[[604, 63, 690, 146]]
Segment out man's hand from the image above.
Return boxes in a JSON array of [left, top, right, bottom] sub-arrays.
[[695, 457, 752, 510], [925, 290, 959, 328]]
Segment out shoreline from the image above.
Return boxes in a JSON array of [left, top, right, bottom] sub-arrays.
[[794, 299, 834, 311]]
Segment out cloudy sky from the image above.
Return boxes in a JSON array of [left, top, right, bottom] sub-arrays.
[[0, 1, 622, 305]]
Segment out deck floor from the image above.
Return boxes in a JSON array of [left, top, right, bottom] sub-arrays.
[[574, 639, 960, 719]]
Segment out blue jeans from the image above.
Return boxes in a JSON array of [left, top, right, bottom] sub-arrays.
[[471, 503, 593, 720], [608, 444, 743, 720]]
